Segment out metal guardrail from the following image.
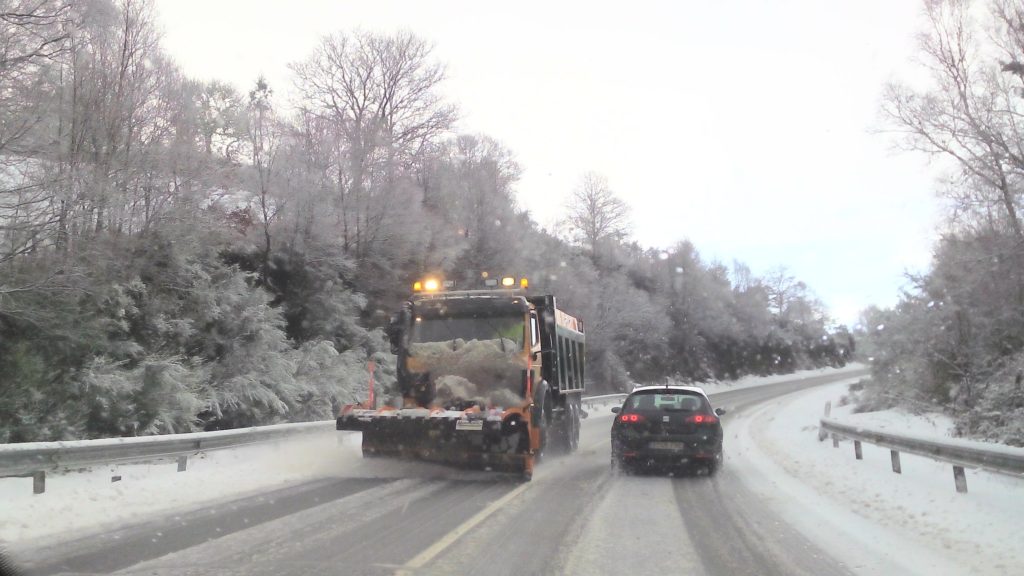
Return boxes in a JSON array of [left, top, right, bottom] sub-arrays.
[[580, 393, 627, 406], [820, 416, 1024, 493], [0, 421, 334, 494], [1, 393, 630, 494]]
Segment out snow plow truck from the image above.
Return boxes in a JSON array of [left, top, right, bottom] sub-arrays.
[[336, 275, 585, 480]]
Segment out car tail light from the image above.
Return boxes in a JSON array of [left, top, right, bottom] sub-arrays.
[[687, 413, 719, 424], [619, 414, 645, 423]]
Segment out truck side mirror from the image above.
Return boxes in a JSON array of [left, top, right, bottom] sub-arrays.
[[386, 317, 399, 354], [387, 308, 408, 355]]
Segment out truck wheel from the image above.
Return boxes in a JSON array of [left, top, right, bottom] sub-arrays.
[[550, 399, 579, 454], [520, 452, 535, 481], [558, 402, 579, 453], [534, 389, 551, 462]]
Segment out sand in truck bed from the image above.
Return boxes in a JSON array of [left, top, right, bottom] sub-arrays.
[[408, 338, 527, 409]]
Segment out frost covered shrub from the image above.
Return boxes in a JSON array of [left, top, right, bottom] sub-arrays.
[[0, 342, 83, 442], [76, 356, 206, 437], [956, 357, 1024, 446], [292, 339, 375, 420], [268, 247, 368, 346], [958, 406, 1024, 447], [77, 356, 141, 438], [198, 269, 300, 429], [134, 360, 205, 435], [592, 350, 633, 391], [859, 230, 1024, 445], [222, 244, 371, 351], [851, 387, 900, 414]]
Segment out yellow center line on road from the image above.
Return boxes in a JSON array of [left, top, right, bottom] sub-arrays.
[[393, 481, 532, 575]]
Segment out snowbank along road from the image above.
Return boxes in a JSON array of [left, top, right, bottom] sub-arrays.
[[8, 368, 869, 576]]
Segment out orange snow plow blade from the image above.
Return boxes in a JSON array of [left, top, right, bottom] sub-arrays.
[[336, 405, 535, 478]]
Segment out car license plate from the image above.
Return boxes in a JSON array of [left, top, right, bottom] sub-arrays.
[[456, 420, 483, 431], [648, 441, 686, 450]]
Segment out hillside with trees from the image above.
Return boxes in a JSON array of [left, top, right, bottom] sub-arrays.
[[0, 0, 850, 443], [864, 0, 1024, 446]]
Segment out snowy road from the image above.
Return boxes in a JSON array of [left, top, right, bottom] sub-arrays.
[[13, 369, 868, 576]]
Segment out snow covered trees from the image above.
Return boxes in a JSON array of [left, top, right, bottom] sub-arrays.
[[871, 0, 1024, 445], [565, 172, 630, 260], [0, 2, 846, 442], [0, 2, 386, 441]]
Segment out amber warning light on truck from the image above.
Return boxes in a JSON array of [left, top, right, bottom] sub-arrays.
[[412, 275, 527, 292]]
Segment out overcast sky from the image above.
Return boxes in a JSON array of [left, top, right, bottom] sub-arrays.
[[154, 0, 942, 327]]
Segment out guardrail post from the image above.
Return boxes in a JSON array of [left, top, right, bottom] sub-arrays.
[[32, 471, 45, 494], [819, 415, 1024, 490], [953, 465, 968, 493], [177, 455, 188, 472], [818, 401, 832, 441]]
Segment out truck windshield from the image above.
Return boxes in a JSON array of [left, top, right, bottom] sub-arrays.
[[406, 314, 527, 409]]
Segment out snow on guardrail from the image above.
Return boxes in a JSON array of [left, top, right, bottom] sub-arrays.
[[0, 421, 335, 493], [820, 416, 1024, 493]]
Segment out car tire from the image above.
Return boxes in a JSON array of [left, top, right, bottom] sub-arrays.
[[618, 460, 634, 476], [611, 455, 626, 475], [549, 398, 581, 455], [706, 452, 722, 476]]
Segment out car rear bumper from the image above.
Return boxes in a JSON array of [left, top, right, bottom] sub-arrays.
[[612, 435, 721, 465]]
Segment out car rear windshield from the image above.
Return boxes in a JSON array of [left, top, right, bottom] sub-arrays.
[[623, 392, 707, 413]]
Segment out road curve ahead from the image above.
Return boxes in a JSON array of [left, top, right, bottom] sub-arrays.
[[19, 368, 867, 576]]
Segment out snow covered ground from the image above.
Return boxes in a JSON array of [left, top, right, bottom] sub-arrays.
[[672, 363, 868, 395], [729, 380, 1024, 575], [0, 431, 364, 547]]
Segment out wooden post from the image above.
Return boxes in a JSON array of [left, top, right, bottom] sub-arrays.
[[953, 465, 968, 493], [854, 440, 863, 460], [32, 471, 45, 494], [890, 450, 902, 474], [177, 455, 188, 472], [832, 433, 839, 448]]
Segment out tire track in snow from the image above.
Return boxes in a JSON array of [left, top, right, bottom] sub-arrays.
[[23, 477, 388, 576]]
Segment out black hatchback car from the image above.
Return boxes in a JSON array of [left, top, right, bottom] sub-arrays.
[[610, 386, 726, 475]]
